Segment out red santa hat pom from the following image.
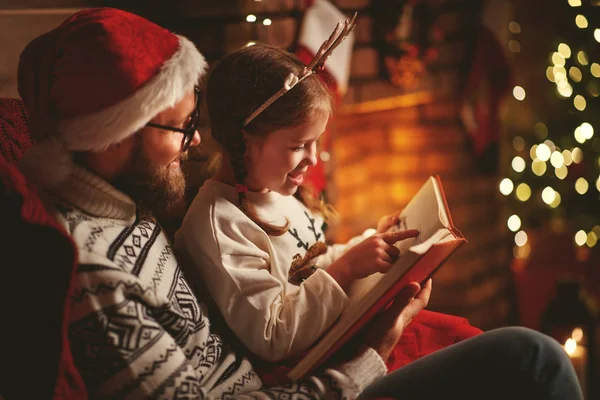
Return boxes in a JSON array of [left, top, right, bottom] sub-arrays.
[[17, 7, 207, 188]]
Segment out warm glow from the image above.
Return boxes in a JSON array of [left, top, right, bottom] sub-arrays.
[[246, 14, 257, 22], [515, 231, 528, 247], [575, 178, 589, 194], [553, 65, 567, 81], [569, 66, 582, 82], [555, 165, 568, 180], [575, 230, 587, 246], [558, 83, 574, 97], [568, 0, 582, 6], [263, 18, 272, 26], [532, 160, 547, 176], [575, 14, 588, 29], [512, 156, 526, 172], [499, 178, 514, 195], [572, 328, 584, 342], [572, 147, 583, 163], [564, 338, 577, 355], [550, 151, 564, 168], [246, 41, 256, 47], [577, 51, 589, 65], [508, 215, 522, 232], [596, 176, 600, 192], [592, 63, 600, 78], [509, 21, 521, 34], [595, 29, 600, 43], [513, 86, 526, 101], [514, 243, 531, 260], [574, 95, 587, 111], [516, 183, 532, 201], [536, 143, 551, 161], [542, 187, 556, 204], [513, 136, 525, 151], [587, 232, 598, 247], [320, 151, 330, 162], [552, 52, 566, 67]]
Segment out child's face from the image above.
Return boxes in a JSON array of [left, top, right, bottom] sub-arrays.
[[245, 111, 329, 196]]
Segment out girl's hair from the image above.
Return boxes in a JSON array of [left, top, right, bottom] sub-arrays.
[[206, 43, 336, 236]]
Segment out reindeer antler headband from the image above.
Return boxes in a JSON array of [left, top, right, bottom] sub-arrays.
[[243, 12, 357, 127]]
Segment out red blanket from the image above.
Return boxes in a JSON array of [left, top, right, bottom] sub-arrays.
[[255, 309, 483, 386]]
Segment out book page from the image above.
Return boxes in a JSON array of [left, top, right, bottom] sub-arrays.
[[390, 177, 448, 256]]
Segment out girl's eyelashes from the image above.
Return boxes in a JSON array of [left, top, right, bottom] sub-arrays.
[[291, 144, 305, 152]]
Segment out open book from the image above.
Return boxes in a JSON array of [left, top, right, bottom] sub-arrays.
[[287, 175, 467, 381]]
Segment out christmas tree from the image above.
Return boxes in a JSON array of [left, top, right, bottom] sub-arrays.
[[502, 0, 600, 258]]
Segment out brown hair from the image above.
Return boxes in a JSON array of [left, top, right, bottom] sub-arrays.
[[205, 43, 336, 236]]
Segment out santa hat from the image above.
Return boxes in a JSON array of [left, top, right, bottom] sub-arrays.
[[17, 7, 207, 188]]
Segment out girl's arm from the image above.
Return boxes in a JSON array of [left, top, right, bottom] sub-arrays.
[[177, 203, 350, 363]]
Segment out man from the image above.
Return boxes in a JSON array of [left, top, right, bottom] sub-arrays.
[[16, 8, 425, 399], [17, 7, 581, 400]]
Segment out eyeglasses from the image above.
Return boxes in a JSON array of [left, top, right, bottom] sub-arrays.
[[146, 86, 201, 152]]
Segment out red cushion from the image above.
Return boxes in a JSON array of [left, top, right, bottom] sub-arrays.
[[0, 99, 87, 400]]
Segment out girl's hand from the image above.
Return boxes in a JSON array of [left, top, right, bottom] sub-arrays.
[[364, 279, 432, 362], [327, 230, 419, 289], [377, 213, 400, 234]]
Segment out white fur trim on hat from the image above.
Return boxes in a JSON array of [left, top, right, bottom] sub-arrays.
[[19, 137, 73, 189], [58, 35, 207, 151]]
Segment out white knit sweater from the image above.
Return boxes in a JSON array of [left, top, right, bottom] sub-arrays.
[[176, 179, 374, 363], [47, 167, 386, 399]]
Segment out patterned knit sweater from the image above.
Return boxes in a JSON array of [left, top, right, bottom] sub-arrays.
[[47, 165, 386, 399]]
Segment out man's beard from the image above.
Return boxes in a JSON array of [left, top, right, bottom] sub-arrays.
[[112, 146, 188, 215]]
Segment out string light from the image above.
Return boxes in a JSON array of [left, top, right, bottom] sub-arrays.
[[587, 232, 598, 247], [513, 86, 526, 101], [512, 156, 526, 172], [562, 149, 573, 165], [580, 122, 594, 139], [508, 215, 522, 232], [508, 40, 521, 53], [575, 15, 588, 29], [513, 136, 526, 151], [515, 231, 528, 247], [575, 177, 589, 194], [572, 147, 583, 163], [499, 178, 514, 195], [536, 143, 551, 161], [532, 159, 547, 176], [596, 176, 600, 192], [575, 230, 587, 246], [530, 144, 539, 160], [516, 183, 532, 201], [246, 41, 256, 47], [509, 21, 521, 33], [550, 151, 564, 168], [569, 66, 582, 82], [550, 191, 562, 208], [574, 95, 586, 111], [568, 0, 582, 6], [263, 18, 272, 26], [542, 187, 556, 204], [595, 29, 600, 43], [246, 14, 257, 22], [577, 51, 589, 65], [555, 165, 568, 179], [574, 126, 586, 143], [591, 63, 600, 78], [557, 83, 573, 97], [558, 43, 572, 58], [546, 67, 556, 82]]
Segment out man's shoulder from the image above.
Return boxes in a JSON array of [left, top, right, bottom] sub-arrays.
[[56, 205, 167, 269]]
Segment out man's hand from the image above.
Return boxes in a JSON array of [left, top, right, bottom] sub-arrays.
[[364, 279, 433, 362]]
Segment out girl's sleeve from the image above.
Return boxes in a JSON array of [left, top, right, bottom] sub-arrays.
[[314, 228, 377, 270], [177, 200, 350, 363]]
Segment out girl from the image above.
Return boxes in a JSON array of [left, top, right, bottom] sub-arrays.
[[176, 23, 421, 364]]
